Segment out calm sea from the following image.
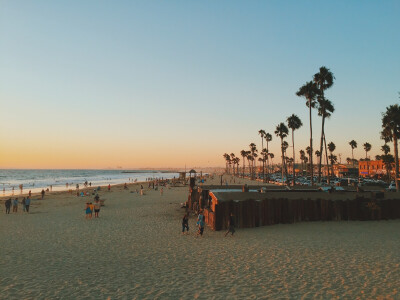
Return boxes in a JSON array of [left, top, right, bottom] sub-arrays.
[[0, 169, 180, 196]]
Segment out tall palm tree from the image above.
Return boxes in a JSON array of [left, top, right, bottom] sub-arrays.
[[258, 130, 266, 182], [249, 143, 257, 180], [296, 81, 319, 185], [269, 153, 275, 170], [300, 150, 306, 176], [382, 104, 400, 190], [275, 123, 289, 185], [234, 157, 240, 175], [328, 142, 336, 179], [316, 99, 334, 182], [349, 140, 357, 167], [240, 150, 247, 177], [363, 142, 372, 177], [261, 148, 268, 181], [230, 153, 236, 175], [314, 67, 335, 182], [223, 153, 231, 174], [287, 114, 303, 185], [264, 133, 272, 180]]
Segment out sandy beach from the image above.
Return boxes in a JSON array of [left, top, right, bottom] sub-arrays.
[[1, 175, 399, 299]]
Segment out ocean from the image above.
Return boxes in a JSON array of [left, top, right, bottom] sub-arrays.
[[0, 169, 181, 196]]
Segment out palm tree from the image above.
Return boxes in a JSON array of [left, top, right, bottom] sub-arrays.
[[346, 157, 352, 164], [363, 142, 372, 177], [264, 133, 272, 180], [296, 81, 319, 185], [328, 142, 336, 179], [240, 150, 247, 177], [275, 123, 289, 185], [300, 150, 306, 176], [269, 153, 275, 170], [230, 153, 236, 175], [249, 143, 258, 180], [287, 114, 303, 185], [382, 104, 400, 190], [258, 130, 266, 182], [223, 153, 231, 174], [314, 67, 335, 182], [349, 140, 357, 167], [316, 99, 334, 183]]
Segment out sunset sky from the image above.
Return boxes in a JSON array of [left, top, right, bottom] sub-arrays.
[[1, 1, 399, 169]]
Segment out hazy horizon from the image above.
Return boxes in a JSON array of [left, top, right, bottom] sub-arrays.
[[1, 1, 399, 169]]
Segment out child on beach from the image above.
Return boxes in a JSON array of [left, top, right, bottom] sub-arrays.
[[197, 211, 205, 236], [182, 213, 189, 234], [85, 202, 92, 219], [89, 202, 94, 218]]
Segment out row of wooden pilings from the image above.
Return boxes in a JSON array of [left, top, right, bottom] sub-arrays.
[[189, 190, 400, 231]]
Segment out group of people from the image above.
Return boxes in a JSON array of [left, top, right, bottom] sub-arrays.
[[181, 211, 235, 237], [84, 194, 101, 219], [4, 196, 32, 214]]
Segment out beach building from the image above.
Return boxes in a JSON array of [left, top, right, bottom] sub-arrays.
[[359, 160, 386, 178], [332, 164, 359, 177]]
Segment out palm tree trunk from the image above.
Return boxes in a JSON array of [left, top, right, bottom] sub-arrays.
[[351, 149, 354, 167], [309, 100, 313, 185], [394, 135, 399, 191], [323, 133, 330, 183], [318, 116, 326, 183], [261, 138, 265, 183], [281, 138, 285, 185], [292, 129, 296, 186]]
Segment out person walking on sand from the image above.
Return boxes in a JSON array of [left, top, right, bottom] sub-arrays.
[[160, 187, 163, 196], [22, 197, 26, 212], [197, 210, 205, 237], [5, 198, 11, 214], [41, 189, 45, 199], [108, 184, 111, 191], [225, 213, 236, 237], [25, 196, 31, 213], [12, 198, 18, 213], [28, 190, 31, 197], [182, 213, 189, 234]]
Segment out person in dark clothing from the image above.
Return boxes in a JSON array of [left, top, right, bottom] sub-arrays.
[[182, 213, 189, 234], [225, 213, 235, 236], [5, 198, 11, 214]]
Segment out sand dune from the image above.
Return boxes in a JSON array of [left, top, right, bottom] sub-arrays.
[[1, 177, 399, 299]]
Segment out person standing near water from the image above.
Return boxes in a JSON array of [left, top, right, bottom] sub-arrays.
[[41, 189, 45, 199], [22, 197, 26, 212]]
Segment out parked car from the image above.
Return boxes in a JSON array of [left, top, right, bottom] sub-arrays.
[[386, 182, 396, 191]]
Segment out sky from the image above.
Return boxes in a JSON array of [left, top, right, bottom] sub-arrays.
[[0, 0, 399, 169]]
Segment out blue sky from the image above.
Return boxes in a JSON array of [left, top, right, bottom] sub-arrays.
[[0, 1, 399, 168]]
